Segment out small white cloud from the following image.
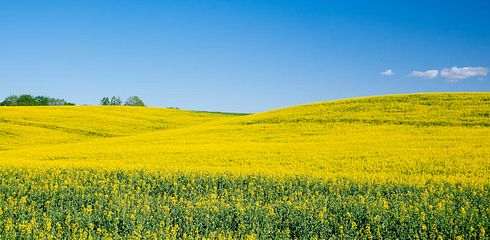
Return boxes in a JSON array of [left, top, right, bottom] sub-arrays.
[[381, 69, 394, 77], [440, 66, 488, 81], [408, 69, 439, 79]]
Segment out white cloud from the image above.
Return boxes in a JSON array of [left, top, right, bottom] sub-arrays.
[[440, 66, 488, 81], [381, 69, 394, 76], [408, 69, 439, 79]]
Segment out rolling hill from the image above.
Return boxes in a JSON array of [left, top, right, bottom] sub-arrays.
[[1, 93, 488, 184], [1, 92, 489, 238], [0, 106, 238, 151]]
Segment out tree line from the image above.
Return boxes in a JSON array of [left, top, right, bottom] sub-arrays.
[[0, 95, 145, 106], [0, 94, 75, 106], [100, 96, 145, 106]]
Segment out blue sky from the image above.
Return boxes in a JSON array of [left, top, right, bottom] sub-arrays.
[[1, 0, 489, 112]]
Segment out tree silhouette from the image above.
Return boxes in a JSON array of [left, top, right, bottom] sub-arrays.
[[124, 96, 145, 106], [110, 96, 122, 106], [100, 97, 110, 105]]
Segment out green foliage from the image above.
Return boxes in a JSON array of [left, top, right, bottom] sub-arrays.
[[110, 96, 122, 106], [100, 97, 110, 106], [34, 96, 50, 106], [0, 170, 487, 239], [101, 96, 123, 106], [0, 95, 19, 106], [16, 94, 37, 106], [0, 94, 75, 106], [102, 96, 144, 106], [124, 96, 145, 106]]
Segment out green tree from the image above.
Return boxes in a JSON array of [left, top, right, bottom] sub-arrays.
[[1, 95, 75, 106], [0, 95, 19, 106], [124, 96, 145, 106], [16, 94, 37, 106], [110, 96, 122, 106], [34, 96, 50, 106], [100, 97, 110, 106], [47, 98, 67, 106]]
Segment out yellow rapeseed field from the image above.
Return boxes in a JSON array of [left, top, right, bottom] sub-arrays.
[[0, 93, 488, 238], [0, 106, 237, 151], [1, 93, 488, 185]]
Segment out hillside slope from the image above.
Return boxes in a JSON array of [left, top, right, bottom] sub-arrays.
[[0, 106, 238, 151], [238, 92, 490, 126], [1, 93, 489, 184]]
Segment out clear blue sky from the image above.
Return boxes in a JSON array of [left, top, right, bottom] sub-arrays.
[[1, 0, 489, 112]]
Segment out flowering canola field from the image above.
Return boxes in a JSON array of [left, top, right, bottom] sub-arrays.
[[0, 93, 489, 239]]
